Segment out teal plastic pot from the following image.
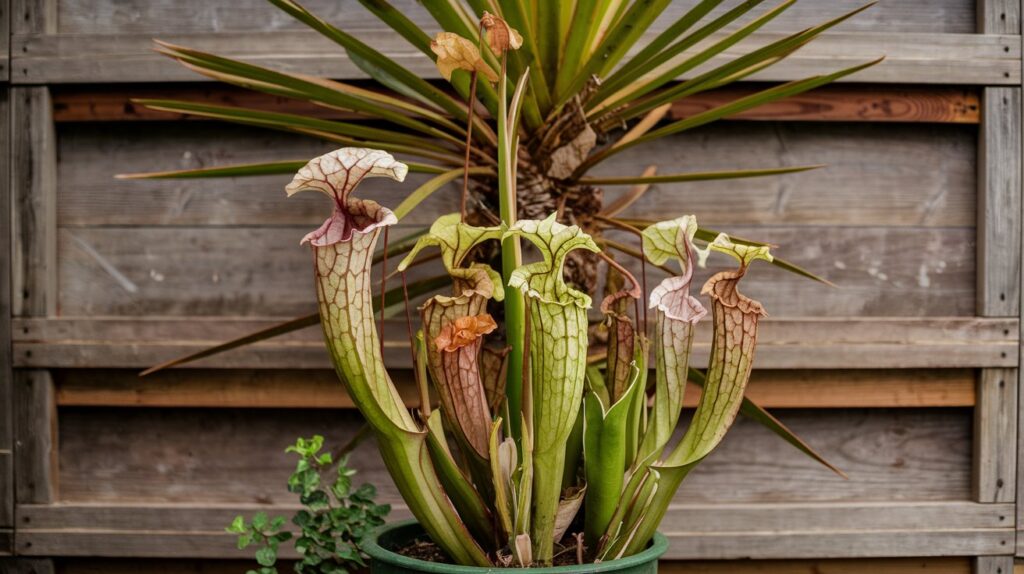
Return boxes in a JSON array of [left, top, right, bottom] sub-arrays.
[[364, 520, 668, 573]]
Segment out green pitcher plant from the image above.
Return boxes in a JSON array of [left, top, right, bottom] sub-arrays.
[[128, 1, 872, 568], [285, 143, 828, 567]]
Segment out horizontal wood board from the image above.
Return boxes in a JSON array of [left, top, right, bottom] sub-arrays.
[[51, 0, 978, 35], [18, 500, 1010, 559], [54, 121, 977, 318], [55, 407, 970, 505], [12, 31, 1016, 85], [13, 317, 1018, 370], [50, 84, 982, 124], [51, 557, 977, 574], [51, 368, 978, 409]]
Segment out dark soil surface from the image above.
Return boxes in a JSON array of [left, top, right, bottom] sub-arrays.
[[395, 535, 587, 568]]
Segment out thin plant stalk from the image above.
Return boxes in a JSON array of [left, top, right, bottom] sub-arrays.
[[498, 51, 526, 446]]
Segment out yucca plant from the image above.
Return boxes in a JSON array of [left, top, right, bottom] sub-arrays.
[[129, 0, 876, 568]]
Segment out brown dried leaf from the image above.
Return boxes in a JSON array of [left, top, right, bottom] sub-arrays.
[[431, 32, 499, 83]]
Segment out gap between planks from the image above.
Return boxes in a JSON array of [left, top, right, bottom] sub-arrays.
[[49, 84, 981, 124], [52, 368, 977, 409]]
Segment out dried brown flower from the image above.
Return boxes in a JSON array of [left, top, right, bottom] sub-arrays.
[[480, 11, 523, 56], [435, 314, 498, 352]]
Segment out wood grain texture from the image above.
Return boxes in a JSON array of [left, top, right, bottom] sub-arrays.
[[979, 0, 1021, 34], [10, 30, 1018, 85], [50, 84, 982, 124], [51, 0, 977, 36], [51, 225, 975, 317], [0, 0, 10, 82], [975, 369, 1019, 502], [59, 121, 978, 228], [11, 86, 56, 318], [0, 86, 12, 531], [977, 88, 1022, 317], [55, 407, 970, 505], [0, 558, 55, 573], [13, 370, 57, 504], [45, 557, 978, 574], [976, 556, 1015, 574], [51, 368, 978, 409], [16, 501, 1008, 559], [13, 317, 1018, 370]]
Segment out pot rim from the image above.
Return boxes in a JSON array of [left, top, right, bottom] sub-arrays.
[[363, 519, 669, 573]]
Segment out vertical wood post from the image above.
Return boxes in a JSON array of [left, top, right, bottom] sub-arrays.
[[977, 1, 1023, 565], [9, 3, 56, 563], [10, 87, 55, 319], [975, 555, 1014, 574], [977, 87, 1022, 510], [13, 370, 56, 506], [0, 81, 13, 555]]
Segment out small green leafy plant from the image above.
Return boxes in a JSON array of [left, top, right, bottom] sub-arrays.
[[228, 435, 390, 574]]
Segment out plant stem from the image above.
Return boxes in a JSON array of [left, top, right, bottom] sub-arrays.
[[497, 52, 525, 447], [460, 70, 478, 222]]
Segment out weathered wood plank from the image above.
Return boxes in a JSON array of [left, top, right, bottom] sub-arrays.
[[0, 85, 12, 532], [0, 0, 10, 83], [51, 0, 977, 36], [49, 226, 975, 318], [11, 31, 1019, 85], [975, 369, 1019, 502], [11, 0, 54, 35], [0, 558, 54, 573], [979, 0, 1021, 34], [662, 559, 972, 574], [12, 370, 56, 504], [50, 85, 982, 124], [13, 317, 1018, 370], [11, 86, 55, 318], [978, 88, 1022, 317], [15, 501, 1009, 559], [976, 556, 1015, 574], [56, 407, 970, 505], [49, 557, 978, 574], [51, 368, 978, 409], [59, 121, 978, 228]]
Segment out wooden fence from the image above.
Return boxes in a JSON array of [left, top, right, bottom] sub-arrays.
[[1, 0, 1023, 572]]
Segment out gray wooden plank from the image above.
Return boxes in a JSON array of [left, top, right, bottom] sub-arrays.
[[12, 370, 56, 505], [974, 556, 1015, 574], [59, 121, 978, 228], [978, 88, 1022, 317], [0, 85, 11, 531], [0, 558, 54, 573], [11, 316, 1018, 370], [10, 31, 1019, 85], [0, 0, 10, 83], [975, 369, 1019, 502], [11, 0, 54, 35], [14, 501, 1011, 559], [979, 0, 1021, 34], [11, 86, 55, 318], [55, 407, 970, 505], [52, 0, 976, 36], [50, 225, 976, 318]]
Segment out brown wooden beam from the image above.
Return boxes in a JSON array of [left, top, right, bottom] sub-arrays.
[[50, 84, 980, 124], [52, 368, 976, 409]]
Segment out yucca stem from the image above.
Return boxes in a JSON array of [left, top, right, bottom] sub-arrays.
[[497, 52, 525, 448]]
